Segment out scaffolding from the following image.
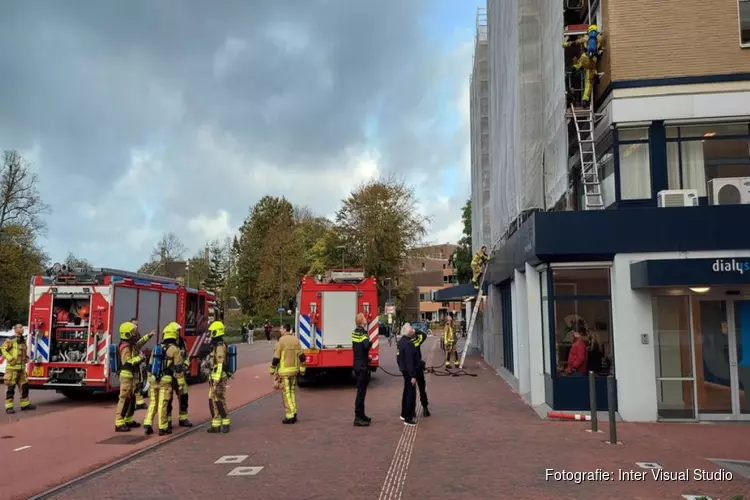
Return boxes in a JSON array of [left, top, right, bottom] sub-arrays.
[[470, 7, 491, 252]]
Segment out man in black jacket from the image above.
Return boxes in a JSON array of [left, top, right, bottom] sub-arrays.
[[397, 323, 420, 426], [352, 313, 372, 427], [411, 325, 430, 417]]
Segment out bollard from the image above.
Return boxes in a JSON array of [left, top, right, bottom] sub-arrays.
[[607, 375, 617, 444], [588, 370, 598, 433]]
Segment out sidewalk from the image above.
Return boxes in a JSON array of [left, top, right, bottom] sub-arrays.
[[40, 340, 750, 500], [2, 360, 274, 500]]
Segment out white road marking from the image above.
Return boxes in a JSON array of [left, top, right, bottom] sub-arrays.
[[214, 455, 248, 464], [635, 462, 662, 469], [227, 466, 263, 476], [681, 495, 712, 500], [13, 445, 31, 452]]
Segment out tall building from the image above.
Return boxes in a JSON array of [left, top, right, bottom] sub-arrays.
[[441, 0, 750, 423], [470, 8, 491, 251]]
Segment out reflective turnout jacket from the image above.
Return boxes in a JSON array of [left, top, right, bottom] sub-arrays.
[[270, 334, 306, 377], [1, 337, 28, 371]]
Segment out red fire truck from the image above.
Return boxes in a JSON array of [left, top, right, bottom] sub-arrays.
[[295, 269, 380, 382], [25, 263, 217, 398]]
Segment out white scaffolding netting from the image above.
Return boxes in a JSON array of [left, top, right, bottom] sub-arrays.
[[470, 9, 490, 252], [487, 0, 567, 240]]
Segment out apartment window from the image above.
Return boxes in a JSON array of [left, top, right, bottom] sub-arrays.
[[666, 122, 750, 196], [740, 0, 750, 46], [617, 127, 651, 200]]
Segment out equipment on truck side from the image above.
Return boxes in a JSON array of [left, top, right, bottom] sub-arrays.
[[295, 269, 380, 383], [26, 263, 218, 399]]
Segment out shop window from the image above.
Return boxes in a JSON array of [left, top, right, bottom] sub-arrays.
[[740, 0, 750, 46], [667, 122, 749, 138], [553, 268, 610, 296], [553, 298, 613, 376], [617, 128, 650, 200], [666, 137, 750, 196]]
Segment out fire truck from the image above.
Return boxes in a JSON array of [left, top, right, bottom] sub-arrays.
[[295, 269, 380, 382], [25, 263, 217, 398]]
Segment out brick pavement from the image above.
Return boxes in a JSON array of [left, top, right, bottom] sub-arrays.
[[2, 342, 275, 500], [37, 338, 750, 500]]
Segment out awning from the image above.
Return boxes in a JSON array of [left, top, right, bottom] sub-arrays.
[[630, 258, 750, 289], [432, 283, 477, 302]]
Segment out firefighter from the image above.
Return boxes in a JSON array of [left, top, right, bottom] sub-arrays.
[[142, 348, 160, 436], [156, 322, 186, 436], [352, 312, 372, 427], [269, 323, 306, 424], [563, 24, 604, 106], [168, 331, 193, 429], [207, 315, 231, 433], [444, 312, 459, 369], [2, 324, 36, 414], [115, 321, 146, 432], [410, 324, 430, 417], [129, 318, 152, 411], [471, 245, 489, 289]]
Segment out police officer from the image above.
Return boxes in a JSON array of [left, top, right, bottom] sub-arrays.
[[207, 314, 231, 433], [115, 321, 147, 432], [397, 323, 419, 427], [411, 323, 430, 417], [2, 324, 36, 414], [444, 312, 459, 369], [269, 323, 306, 424], [156, 322, 186, 436], [352, 312, 371, 427]]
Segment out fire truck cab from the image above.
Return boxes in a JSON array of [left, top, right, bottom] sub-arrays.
[[295, 269, 379, 383], [26, 263, 216, 399]]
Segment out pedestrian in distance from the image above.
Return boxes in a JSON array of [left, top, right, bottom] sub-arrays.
[[269, 323, 306, 424], [397, 323, 420, 427], [264, 319, 272, 343], [352, 312, 372, 427]]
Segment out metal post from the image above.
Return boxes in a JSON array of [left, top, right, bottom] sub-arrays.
[[588, 370, 598, 433], [279, 258, 283, 329], [607, 375, 617, 444]]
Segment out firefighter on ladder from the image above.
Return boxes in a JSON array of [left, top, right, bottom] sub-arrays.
[[207, 314, 231, 433], [444, 312, 459, 369], [471, 246, 489, 289], [563, 24, 604, 107], [115, 321, 148, 432], [2, 324, 37, 414], [155, 322, 186, 436], [269, 323, 306, 424]]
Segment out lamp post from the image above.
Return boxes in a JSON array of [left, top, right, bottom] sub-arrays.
[[279, 257, 284, 327], [186, 261, 191, 288]]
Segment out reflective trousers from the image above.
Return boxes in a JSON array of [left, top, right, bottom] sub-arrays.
[[157, 377, 174, 431], [209, 378, 230, 428], [144, 375, 159, 427], [281, 376, 297, 419], [115, 376, 136, 427], [471, 264, 482, 285], [4, 369, 31, 410], [445, 342, 459, 367]]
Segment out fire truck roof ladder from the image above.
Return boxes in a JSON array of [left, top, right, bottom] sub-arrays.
[[95, 268, 182, 286]]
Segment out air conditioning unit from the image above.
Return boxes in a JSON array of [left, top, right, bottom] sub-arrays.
[[657, 189, 699, 208], [708, 177, 750, 205]]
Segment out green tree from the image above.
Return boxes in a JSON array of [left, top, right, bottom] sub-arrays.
[[451, 199, 473, 283], [334, 175, 430, 308], [203, 239, 228, 293], [138, 232, 187, 277], [64, 252, 92, 271], [0, 150, 50, 238], [185, 251, 209, 289], [0, 225, 47, 326]]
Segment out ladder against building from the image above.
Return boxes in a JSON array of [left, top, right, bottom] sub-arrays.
[[458, 267, 488, 370], [569, 102, 604, 210]]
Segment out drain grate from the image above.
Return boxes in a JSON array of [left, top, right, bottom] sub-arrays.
[[97, 434, 151, 445], [1, 435, 13, 439], [707, 458, 750, 479]]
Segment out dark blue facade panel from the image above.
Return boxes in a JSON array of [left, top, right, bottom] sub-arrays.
[[631, 258, 750, 288]]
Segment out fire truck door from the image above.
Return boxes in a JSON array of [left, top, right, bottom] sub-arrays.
[[321, 291, 357, 348]]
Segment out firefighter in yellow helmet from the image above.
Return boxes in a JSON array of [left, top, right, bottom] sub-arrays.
[[155, 322, 187, 436], [2, 324, 36, 414], [207, 314, 230, 433], [166, 330, 193, 430], [471, 245, 489, 289], [128, 318, 154, 411], [444, 312, 459, 368], [115, 321, 147, 432], [269, 323, 306, 424], [563, 24, 604, 106]]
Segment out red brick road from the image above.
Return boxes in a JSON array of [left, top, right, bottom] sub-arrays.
[[25, 338, 750, 499], [1, 342, 275, 500]]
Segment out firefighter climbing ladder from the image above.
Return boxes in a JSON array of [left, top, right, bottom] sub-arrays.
[[458, 264, 488, 370], [570, 102, 604, 210]]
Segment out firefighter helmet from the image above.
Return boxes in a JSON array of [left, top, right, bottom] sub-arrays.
[[162, 322, 181, 341], [588, 24, 598, 33], [208, 320, 225, 339], [119, 321, 137, 340]]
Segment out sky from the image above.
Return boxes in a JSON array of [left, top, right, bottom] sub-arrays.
[[0, 0, 483, 269]]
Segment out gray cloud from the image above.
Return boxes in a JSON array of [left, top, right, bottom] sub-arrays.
[[0, 0, 470, 267]]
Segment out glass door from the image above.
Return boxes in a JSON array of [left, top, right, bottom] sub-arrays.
[[695, 299, 749, 420]]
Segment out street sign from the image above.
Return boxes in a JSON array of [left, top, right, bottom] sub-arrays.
[[276, 307, 285, 312], [385, 304, 395, 314]]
